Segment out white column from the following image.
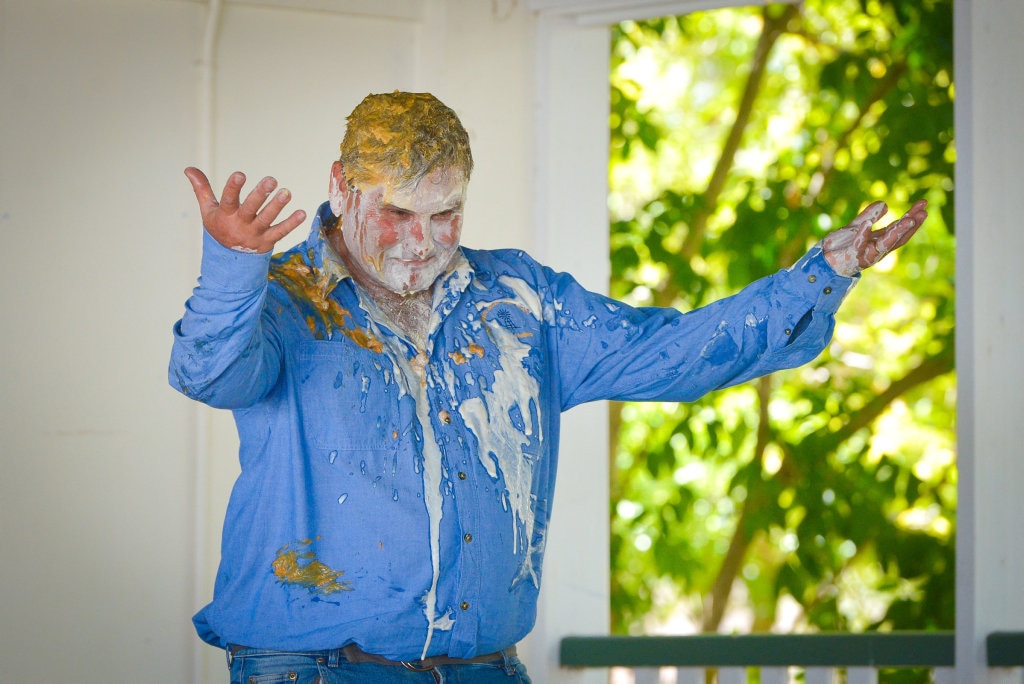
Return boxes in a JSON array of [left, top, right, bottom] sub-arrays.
[[955, 1, 1024, 683], [525, 11, 613, 684]]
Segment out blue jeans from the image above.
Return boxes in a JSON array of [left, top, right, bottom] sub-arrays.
[[227, 646, 531, 683]]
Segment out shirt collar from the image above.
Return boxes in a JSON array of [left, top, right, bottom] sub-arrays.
[[303, 202, 351, 296]]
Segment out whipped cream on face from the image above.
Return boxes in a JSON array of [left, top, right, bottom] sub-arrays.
[[338, 168, 466, 296]]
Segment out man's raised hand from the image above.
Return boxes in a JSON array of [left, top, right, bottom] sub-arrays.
[[185, 167, 307, 254], [822, 199, 928, 277]]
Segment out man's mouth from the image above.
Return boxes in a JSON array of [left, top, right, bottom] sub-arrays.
[[394, 256, 434, 267]]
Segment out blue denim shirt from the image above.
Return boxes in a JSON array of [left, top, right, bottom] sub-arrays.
[[169, 202, 856, 660]]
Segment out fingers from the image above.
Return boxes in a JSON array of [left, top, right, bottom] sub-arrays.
[[851, 201, 888, 234], [220, 171, 252, 211], [253, 187, 296, 228], [264, 209, 308, 245], [184, 167, 218, 212], [184, 167, 307, 252], [907, 198, 929, 227], [187, 168, 294, 224], [876, 199, 928, 254], [824, 198, 929, 274], [236, 176, 280, 220]]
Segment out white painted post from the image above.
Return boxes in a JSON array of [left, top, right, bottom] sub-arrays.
[[635, 667, 660, 684], [846, 667, 878, 684], [527, 9, 613, 684], [802, 668, 834, 684], [955, 1, 1024, 683], [717, 667, 748, 684], [760, 666, 793, 684], [676, 667, 705, 684]]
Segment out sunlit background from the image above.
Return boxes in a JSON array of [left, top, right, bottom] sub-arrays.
[[606, 4, 955, 676]]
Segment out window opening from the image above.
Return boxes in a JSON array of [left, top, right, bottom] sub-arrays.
[[607, 0, 955, 663]]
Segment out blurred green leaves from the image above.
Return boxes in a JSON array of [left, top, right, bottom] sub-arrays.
[[608, 0, 955, 651]]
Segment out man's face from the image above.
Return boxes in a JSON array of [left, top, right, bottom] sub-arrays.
[[332, 163, 466, 296]]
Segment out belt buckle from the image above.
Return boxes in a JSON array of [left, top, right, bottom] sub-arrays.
[[401, 660, 434, 672]]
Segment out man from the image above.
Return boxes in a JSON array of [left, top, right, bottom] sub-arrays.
[[170, 91, 927, 682]]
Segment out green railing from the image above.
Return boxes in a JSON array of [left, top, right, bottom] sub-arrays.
[[561, 631, 1024, 682], [987, 631, 1024, 667], [561, 632, 955, 668], [561, 632, 959, 683]]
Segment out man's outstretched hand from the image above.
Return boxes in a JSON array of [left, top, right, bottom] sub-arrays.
[[822, 199, 928, 277], [185, 167, 307, 254]]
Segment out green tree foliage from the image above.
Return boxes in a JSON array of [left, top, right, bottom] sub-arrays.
[[608, 0, 955, 649]]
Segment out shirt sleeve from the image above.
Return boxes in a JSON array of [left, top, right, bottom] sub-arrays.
[[168, 229, 284, 409], [552, 245, 858, 410]]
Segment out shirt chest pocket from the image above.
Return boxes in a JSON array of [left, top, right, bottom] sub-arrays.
[[294, 341, 402, 451]]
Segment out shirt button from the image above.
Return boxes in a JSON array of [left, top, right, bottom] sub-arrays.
[[458, 471, 467, 480], [823, 287, 833, 294], [785, 328, 792, 335], [460, 601, 470, 610], [808, 274, 817, 283], [464, 533, 473, 543], [439, 410, 452, 424]]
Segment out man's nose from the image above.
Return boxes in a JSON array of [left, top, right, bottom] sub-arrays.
[[405, 217, 433, 254]]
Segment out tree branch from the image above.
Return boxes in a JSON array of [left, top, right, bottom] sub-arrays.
[[702, 374, 774, 631], [806, 60, 909, 206], [680, 4, 800, 260], [700, 339, 953, 631], [829, 338, 954, 447], [609, 400, 625, 501]]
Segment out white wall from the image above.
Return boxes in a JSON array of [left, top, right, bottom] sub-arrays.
[[0, 1, 540, 681], [1, 1, 201, 680]]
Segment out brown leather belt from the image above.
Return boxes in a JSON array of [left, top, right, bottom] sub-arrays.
[[341, 643, 514, 670], [228, 643, 514, 671]]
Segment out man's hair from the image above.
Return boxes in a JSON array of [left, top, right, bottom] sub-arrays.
[[340, 91, 473, 190]]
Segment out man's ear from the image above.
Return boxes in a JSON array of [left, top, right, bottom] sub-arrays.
[[329, 161, 347, 217]]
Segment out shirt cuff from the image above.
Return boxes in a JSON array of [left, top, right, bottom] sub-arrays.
[[199, 228, 272, 291], [786, 244, 859, 314]]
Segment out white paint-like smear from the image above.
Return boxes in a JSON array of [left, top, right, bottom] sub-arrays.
[[328, 174, 344, 216], [410, 373, 446, 659], [353, 294, 446, 660], [433, 608, 455, 632], [495, 275, 544, 322], [384, 345, 447, 659], [453, 276, 545, 581], [354, 271, 547, 658]]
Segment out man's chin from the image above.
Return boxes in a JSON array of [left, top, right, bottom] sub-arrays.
[[377, 276, 430, 297], [379, 266, 444, 296]]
